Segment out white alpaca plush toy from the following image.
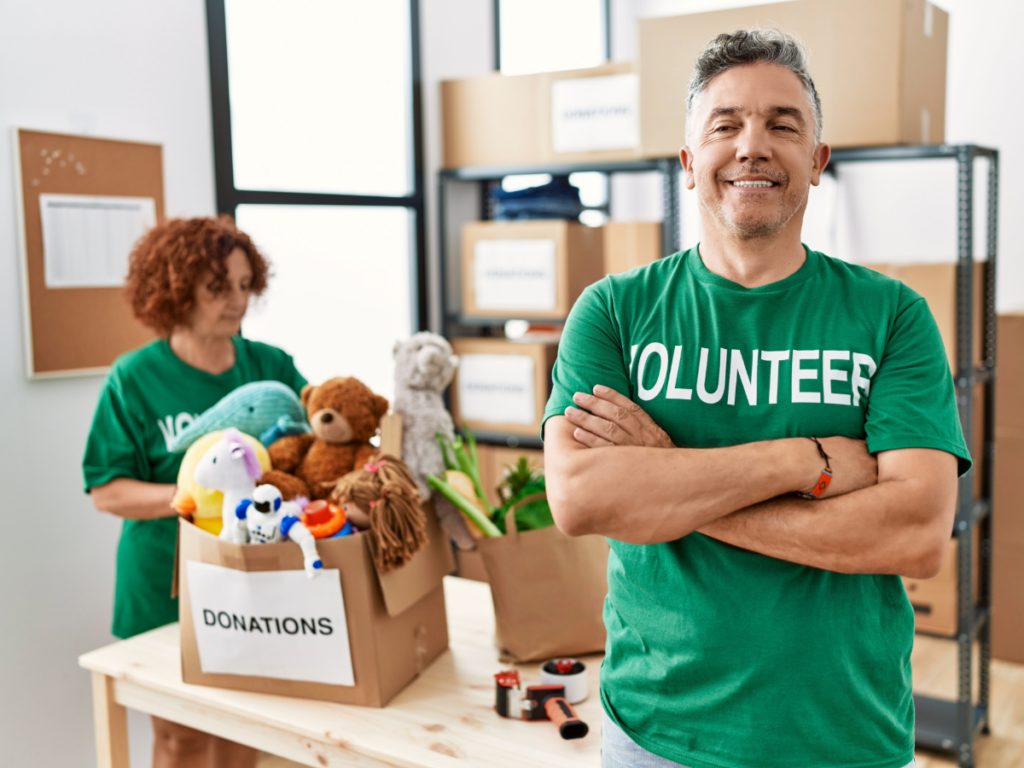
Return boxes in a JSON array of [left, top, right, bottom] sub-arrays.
[[393, 332, 459, 495], [392, 332, 474, 549], [193, 428, 262, 544], [234, 485, 323, 579]]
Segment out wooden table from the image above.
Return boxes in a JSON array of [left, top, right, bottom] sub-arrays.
[[79, 576, 604, 768]]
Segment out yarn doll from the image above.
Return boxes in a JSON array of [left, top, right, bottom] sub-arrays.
[[330, 455, 428, 573]]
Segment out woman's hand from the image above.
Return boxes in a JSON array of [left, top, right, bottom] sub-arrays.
[[564, 385, 674, 449]]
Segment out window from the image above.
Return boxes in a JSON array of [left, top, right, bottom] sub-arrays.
[[497, 0, 609, 75], [206, 0, 425, 400]]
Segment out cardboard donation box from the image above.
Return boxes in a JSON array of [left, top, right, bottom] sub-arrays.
[[604, 222, 662, 276], [177, 506, 454, 707], [902, 537, 978, 637], [451, 338, 557, 438], [638, 0, 948, 155], [462, 220, 603, 320], [442, 62, 641, 168], [865, 262, 986, 371], [477, 507, 609, 663]]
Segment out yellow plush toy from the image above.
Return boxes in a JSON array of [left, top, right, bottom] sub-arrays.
[[171, 430, 271, 535]]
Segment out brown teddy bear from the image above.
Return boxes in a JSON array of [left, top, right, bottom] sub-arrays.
[[263, 377, 390, 500]]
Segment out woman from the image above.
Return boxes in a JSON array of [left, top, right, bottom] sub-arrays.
[[84, 217, 306, 768]]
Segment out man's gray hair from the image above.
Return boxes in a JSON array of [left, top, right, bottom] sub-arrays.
[[686, 28, 823, 143]]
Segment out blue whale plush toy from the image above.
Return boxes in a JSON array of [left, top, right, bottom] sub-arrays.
[[169, 381, 311, 453]]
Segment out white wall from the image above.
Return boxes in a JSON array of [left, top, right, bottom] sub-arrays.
[[0, 1, 215, 766]]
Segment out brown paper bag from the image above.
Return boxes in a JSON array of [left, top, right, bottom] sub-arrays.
[[477, 495, 609, 662]]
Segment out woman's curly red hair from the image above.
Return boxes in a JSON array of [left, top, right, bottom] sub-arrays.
[[125, 216, 270, 335]]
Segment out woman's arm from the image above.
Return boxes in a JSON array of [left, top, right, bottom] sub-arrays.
[[90, 478, 178, 520]]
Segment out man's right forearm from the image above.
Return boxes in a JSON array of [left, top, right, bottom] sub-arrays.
[[544, 416, 817, 544], [90, 478, 178, 520]]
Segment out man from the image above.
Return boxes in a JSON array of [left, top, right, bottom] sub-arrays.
[[543, 29, 970, 768]]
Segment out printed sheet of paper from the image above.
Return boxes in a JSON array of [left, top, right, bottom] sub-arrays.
[[186, 561, 354, 686], [458, 353, 536, 426], [474, 238, 557, 311], [39, 194, 157, 288], [551, 73, 640, 153]]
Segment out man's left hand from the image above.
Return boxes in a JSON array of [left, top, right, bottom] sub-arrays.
[[565, 385, 674, 449]]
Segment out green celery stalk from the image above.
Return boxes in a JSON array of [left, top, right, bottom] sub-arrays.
[[426, 474, 502, 538], [435, 433, 457, 471], [459, 425, 495, 516]]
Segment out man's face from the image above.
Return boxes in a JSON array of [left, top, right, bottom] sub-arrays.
[[681, 62, 829, 241]]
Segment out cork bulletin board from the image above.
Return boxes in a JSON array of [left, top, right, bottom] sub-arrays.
[[13, 128, 163, 378]]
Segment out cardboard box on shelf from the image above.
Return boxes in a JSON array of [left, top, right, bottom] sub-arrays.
[[441, 62, 642, 168], [462, 220, 604, 320], [994, 428, 1024, 549], [864, 262, 986, 372], [992, 539, 1024, 664], [177, 502, 454, 708], [638, 0, 948, 156], [451, 337, 557, 439], [902, 536, 978, 637], [441, 71, 540, 169], [604, 222, 662, 276], [996, 313, 1024, 431]]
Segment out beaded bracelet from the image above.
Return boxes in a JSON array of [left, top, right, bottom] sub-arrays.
[[796, 436, 832, 499]]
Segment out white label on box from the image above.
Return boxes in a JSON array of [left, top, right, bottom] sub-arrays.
[[474, 239, 557, 312], [551, 73, 640, 153], [186, 561, 354, 686], [459, 354, 536, 426]]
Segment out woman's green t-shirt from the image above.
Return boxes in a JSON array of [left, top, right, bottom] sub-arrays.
[[83, 337, 307, 639]]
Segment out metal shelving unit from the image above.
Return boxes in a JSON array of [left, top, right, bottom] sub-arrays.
[[436, 145, 998, 764], [437, 158, 681, 450], [824, 144, 999, 768]]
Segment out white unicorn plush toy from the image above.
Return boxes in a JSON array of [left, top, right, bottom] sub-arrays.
[[235, 485, 323, 579], [193, 428, 263, 544]]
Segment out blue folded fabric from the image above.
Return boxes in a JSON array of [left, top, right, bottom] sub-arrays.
[[491, 176, 584, 221]]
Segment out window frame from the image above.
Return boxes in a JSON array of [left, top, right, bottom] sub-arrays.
[[205, 0, 428, 331]]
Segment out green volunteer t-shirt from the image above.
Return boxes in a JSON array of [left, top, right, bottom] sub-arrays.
[[542, 246, 970, 768], [83, 336, 307, 639]]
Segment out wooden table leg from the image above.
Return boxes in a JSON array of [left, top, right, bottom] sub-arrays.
[[91, 672, 130, 768]]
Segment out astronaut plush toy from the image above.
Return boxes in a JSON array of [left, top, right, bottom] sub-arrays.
[[235, 485, 323, 579]]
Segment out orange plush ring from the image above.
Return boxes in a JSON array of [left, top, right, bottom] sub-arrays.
[[301, 500, 347, 539]]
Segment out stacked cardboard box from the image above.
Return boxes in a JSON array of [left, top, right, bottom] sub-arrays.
[[442, 0, 948, 169], [638, 0, 947, 155], [443, 62, 641, 168], [462, 220, 662, 322], [462, 220, 604, 320], [902, 538, 978, 637], [993, 312, 1024, 663], [450, 337, 558, 439], [604, 222, 662, 275]]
